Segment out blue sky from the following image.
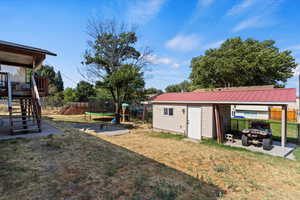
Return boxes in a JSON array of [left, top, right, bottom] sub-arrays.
[[1, 0, 300, 91]]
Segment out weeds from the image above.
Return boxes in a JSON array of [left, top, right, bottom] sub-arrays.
[[153, 179, 184, 200], [150, 131, 185, 140], [134, 174, 148, 192], [213, 165, 226, 173], [293, 147, 300, 161]]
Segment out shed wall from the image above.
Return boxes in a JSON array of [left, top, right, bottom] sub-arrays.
[[153, 103, 216, 138], [152, 104, 188, 135]]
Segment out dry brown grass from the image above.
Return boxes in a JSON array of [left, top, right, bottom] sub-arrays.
[[1, 115, 300, 199]]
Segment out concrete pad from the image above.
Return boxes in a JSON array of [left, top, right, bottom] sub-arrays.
[[225, 139, 298, 160], [70, 123, 130, 136], [0, 119, 64, 140]]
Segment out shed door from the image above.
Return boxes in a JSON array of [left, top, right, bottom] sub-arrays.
[[188, 106, 202, 140]]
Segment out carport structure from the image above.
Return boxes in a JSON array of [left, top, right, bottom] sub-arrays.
[[152, 87, 296, 147]]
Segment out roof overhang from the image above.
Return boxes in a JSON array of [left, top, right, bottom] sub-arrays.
[[151, 100, 294, 106], [0, 40, 56, 69]]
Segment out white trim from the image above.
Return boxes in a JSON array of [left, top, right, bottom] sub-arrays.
[[151, 100, 292, 105]]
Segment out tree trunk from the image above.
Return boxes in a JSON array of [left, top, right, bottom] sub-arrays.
[[109, 87, 120, 124], [115, 87, 121, 123]]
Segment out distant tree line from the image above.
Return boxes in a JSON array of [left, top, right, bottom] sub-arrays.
[[164, 37, 297, 91], [40, 22, 297, 115]]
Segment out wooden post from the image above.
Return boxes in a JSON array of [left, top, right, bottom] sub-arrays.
[[214, 105, 223, 144], [281, 105, 287, 147], [142, 104, 147, 121], [122, 106, 126, 123]]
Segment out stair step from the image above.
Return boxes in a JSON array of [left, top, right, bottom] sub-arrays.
[[12, 119, 34, 123], [11, 116, 33, 119], [12, 127, 40, 133], [13, 124, 37, 128]]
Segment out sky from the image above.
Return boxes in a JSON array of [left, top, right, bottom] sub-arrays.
[[1, 0, 300, 91]]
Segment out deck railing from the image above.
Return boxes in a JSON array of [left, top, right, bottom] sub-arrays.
[[33, 74, 49, 96], [0, 72, 49, 97]]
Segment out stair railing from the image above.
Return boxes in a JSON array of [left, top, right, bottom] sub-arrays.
[[31, 72, 42, 131]]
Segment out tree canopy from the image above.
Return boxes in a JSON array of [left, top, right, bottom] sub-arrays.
[[145, 87, 163, 95], [36, 65, 64, 94], [165, 81, 192, 93], [190, 37, 297, 88], [81, 19, 150, 119], [63, 88, 78, 103], [75, 81, 96, 102]]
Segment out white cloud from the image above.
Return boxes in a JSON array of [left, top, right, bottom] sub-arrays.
[[127, 0, 166, 24], [227, 0, 258, 16], [198, 0, 215, 7], [232, 16, 267, 32], [165, 34, 202, 52], [288, 45, 300, 51], [145, 54, 180, 68], [203, 40, 224, 50], [229, 0, 282, 32]]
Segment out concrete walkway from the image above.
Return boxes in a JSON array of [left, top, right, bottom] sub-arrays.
[[0, 121, 64, 140], [71, 123, 130, 136], [225, 139, 298, 160]]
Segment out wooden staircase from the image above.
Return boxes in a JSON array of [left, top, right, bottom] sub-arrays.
[[7, 72, 42, 135], [9, 98, 41, 134]]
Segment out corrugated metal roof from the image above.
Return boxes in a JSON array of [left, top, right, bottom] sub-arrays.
[[0, 40, 56, 56], [152, 88, 296, 104]]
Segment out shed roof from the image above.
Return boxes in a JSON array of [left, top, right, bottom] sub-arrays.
[[152, 88, 296, 105]]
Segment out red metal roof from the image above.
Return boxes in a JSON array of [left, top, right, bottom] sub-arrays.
[[152, 88, 296, 104]]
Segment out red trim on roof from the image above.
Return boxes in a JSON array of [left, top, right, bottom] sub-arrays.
[[153, 88, 296, 103]]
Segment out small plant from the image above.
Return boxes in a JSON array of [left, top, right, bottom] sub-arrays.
[[213, 165, 226, 173]]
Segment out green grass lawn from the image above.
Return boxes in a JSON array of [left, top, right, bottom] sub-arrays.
[[231, 118, 299, 142]]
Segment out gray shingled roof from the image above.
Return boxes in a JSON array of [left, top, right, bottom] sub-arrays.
[[0, 40, 57, 56]]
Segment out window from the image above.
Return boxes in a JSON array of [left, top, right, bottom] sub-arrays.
[[164, 108, 168, 115], [169, 108, 173, 116], [163, 107, 174, 116]]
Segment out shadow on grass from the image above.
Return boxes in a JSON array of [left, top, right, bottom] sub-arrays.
[[43, 116, 135, 130], [0, 126, 224, 199]]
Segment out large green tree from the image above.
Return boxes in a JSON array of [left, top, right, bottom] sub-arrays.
[[55, 71, 64, 92], [75, 81, 96, 102], [165, 80, 192, 93], [145, 88, 163, 95], [190, 37, 297, 88], [81, 19, 150, 121], [36, 65, 64, 94], [63, 88, 78, 103]]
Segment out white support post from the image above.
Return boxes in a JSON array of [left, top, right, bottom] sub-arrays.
[[281, 105, 287, 147]]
